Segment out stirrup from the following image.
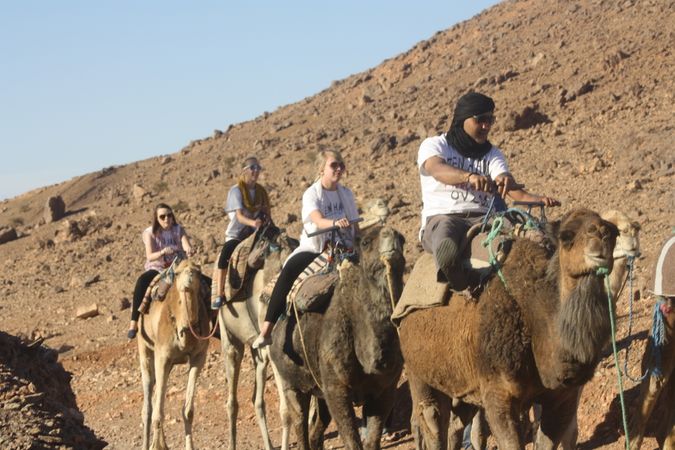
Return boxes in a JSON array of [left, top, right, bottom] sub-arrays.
[[211, 295, 224, 310]]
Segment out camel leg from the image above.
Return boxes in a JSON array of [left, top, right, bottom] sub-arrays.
[[630, 375, 666, 449], [271, 362, 291, 450], [482, 391, 522, 450], [362, 387, 397, 450], [219, 317, 245, 450], [183, 351, 206, 450], [471, 409, 489, 450], [322, 383, 361, 450], [535, 388, 580, 450], [283, 388, 311, 450], [663, 378, 675, 450], [408, 374, 449, 450], [448, 402, 482, 450], [309, 396, 332, 450], [559, 389, 582, 450], [139, 344, 155, 450], [251, 346, 274, 450], [150, 356, 173, 450]]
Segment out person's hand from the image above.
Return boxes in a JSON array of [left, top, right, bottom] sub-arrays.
[[253, 218, 263, 229], [539, 196, 561, 207], [163, 246, 175, 256], [467, 173, 492, 193], [184, 244, 194, 257], [494, 174, 518, 199], [333, 217, 350, 229]]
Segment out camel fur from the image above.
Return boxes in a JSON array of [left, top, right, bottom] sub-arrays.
[[216, 231, 298, 450], [399, 208, 618, 450], [269, 224, 406, 450], [629, 298, 675, 449], [137, 260, 210, 450]]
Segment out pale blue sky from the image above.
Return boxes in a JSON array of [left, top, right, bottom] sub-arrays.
[[0, 1, 499, 201]]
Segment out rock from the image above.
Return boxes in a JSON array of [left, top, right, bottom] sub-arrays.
[[44, 196, 66, 223], [0, 226, 18, 244], [119, 298, 131, 311], [132, 184, 147, 202], [83, 275, 101, 287], [75, 304, 99, 319]]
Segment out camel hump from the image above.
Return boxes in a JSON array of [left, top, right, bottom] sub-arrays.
[[391, 253, 449, 324], [287, 250, 337, 314], [654, 234, 675, 297]]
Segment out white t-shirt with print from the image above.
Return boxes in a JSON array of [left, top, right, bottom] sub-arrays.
[[224, 185, 259, 240], [417, 134, 509, 237], [288, 181, 360, 259]]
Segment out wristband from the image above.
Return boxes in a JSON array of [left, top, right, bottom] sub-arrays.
[[466, 172, 473, 183]]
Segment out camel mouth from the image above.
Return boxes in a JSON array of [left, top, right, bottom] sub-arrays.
[[584, 254, 611, 268]]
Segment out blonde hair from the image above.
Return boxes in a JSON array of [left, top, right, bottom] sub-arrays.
[[315, 150, 345, 178]]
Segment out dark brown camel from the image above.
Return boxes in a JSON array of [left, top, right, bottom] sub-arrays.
[[269, 224, 405, 450], [216, 231, 298, 450], [399, 208, 618, 450]]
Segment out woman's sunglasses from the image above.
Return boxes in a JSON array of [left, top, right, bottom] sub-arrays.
[[329, 161, 346, 171], [158, 213, 174, 220], [245, 163, 263, 171]]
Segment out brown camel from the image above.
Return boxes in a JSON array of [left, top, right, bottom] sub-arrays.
[[137, 259, 211, 450], [399, 208, 618, 450], [216, 231, 298, 450], [269, 224, 406, 450]]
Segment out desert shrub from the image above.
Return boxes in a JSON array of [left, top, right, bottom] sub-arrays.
[[173, 200, 189, 213], [153, 181, 169, 193]]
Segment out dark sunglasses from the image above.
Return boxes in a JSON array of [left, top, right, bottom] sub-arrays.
[[245, 163, 263, 171], [158, 213, 174, 220], [329, 161, 346, 171], [472, 113, 496, 125]]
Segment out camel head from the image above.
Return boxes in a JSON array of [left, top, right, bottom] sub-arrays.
[[553, 208, 618, 280], [355, 224, 405, 294], [172, 260, 203, 345], [600, 210, 641, 260]]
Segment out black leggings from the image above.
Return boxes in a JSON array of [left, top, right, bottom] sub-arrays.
[[131, 269, 159, 322], [264, 251, 318, 324], [217, 239, 241, 270]]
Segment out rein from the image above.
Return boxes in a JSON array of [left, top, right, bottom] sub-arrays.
[[178, 269, 219, 341], [599, 267, 630, 450], [291, 300, 323, 392]]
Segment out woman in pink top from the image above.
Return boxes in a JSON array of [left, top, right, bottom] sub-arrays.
[[127, 203, 195, 338]]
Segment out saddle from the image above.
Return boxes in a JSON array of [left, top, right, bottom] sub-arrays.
[[392, 209, 552, 324], [287, 250, 338, 314], [138, 257, 210, 314]]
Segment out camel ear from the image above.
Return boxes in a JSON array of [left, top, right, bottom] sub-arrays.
[[602, 219, 619, 239], [545, 220, 561, 247], [631, 221, 641, 231]]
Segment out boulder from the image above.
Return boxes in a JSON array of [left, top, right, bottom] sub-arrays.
[[44, 196, 66, 223]]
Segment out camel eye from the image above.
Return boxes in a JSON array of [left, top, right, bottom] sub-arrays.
[[587, 224, 598, 234], [361, 238, 371, 248]]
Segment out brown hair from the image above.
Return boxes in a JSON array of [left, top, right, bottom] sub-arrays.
[[151, 203, 176, 235]]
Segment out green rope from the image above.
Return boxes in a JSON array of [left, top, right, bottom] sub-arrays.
[[598, 266, 630, 449], [482, 216, 508, 289]]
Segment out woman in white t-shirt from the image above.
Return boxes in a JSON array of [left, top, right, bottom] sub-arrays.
[[252, 150, 359, 348], [127, 203, 195, 338], [211, 156, 272, 309]]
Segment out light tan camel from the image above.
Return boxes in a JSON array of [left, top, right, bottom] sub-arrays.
[[137, 260, 210, 450], [216, 231, 297, 450], [400, 208, 618, 450]]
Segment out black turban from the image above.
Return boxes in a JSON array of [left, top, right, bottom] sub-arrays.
[[446, 92, 495, 159]]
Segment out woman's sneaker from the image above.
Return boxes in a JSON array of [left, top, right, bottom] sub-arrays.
[[252, 334, 272, 349], [211, 296, 224, 310]]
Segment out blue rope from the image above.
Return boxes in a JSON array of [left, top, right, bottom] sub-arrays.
[[650, 297, 667, 378], [598, 266, 630, 449], [481, 216, 508, 289]]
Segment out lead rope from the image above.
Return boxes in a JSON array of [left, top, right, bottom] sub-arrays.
[[292, 300, 323, 391], [598, 266, 630, 449], [185, 288, 220, 340], [620, 256, 650, 382]]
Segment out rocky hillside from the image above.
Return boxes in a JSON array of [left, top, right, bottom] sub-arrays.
[[1, 0, 673, 448]]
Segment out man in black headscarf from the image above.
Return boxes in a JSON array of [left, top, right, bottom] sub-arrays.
[[417, 91, 560, 289]]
